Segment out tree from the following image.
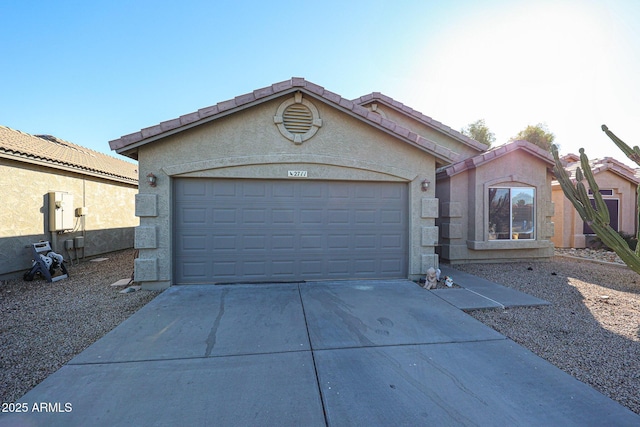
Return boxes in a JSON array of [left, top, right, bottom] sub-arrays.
[[461, 119, 495, 147], [552, 125, 640, 276], [512, 123, 555, 151]]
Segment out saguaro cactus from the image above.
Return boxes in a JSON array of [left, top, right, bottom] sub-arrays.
[[552, 125, 640, 274]]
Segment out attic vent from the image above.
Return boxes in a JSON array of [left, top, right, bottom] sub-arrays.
[[274, 92, 322, 144], [283, 105, 313, 134]]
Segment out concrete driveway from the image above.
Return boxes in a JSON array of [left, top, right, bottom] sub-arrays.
[[2, 279, 639, 426]]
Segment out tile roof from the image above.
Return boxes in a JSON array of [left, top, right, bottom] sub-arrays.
[[353, 92, 487, 152], [1, 125, 138, 184], [109, 77, 464, 164], [436, 140, 555, 178], [557, 155, 640, 185]]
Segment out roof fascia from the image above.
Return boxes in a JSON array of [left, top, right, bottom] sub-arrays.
[[438, 141, 554, 179], [113, 85, 459, 164], [354, 93, 487, 153], [0, 151, 138, 186]]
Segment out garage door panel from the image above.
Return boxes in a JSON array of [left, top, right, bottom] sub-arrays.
[[381, 234, 403, 249], [180, 235, 208, 251], [174, 179, 408, 283]]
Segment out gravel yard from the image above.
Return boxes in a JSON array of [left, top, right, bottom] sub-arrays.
[[0, 249, 159, 404], [1, 249, 639, 416]]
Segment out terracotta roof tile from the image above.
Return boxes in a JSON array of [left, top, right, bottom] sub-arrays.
[[271, 80, 292, 92], [234, 93, 256, 105], [109, 77, 463, 164], [180, 112, 200, 125], [141, 125, 163, 139], [322, 90, 341, 104], [304, 81, 325, 95], [253, 86, 275, 98], [217, 99, 237, 112], [338, 98, 354, 109], [437, 140, 554, 178], [560, 155, 640, 184], [291, 77, 306, 86], [0, 125, 138, 184], [160, 118, 181, 131]]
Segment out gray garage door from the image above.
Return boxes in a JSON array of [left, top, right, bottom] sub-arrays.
[[174, 179, 408, 284]]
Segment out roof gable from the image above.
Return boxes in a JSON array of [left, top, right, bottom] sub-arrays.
[[436, 140, 554, 178], [559, 156, 640, 185], [109, 78, 464, 164], [353, 92, 487, 153], [0, 125, 138, 184]]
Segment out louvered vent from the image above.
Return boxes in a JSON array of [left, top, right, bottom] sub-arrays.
[[283, 105, 313, 134]]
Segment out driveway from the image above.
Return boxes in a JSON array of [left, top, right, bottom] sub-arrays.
[[2, 279, 639, 426]]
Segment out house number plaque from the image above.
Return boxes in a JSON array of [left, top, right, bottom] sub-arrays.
[[287, 170, 308, 177]]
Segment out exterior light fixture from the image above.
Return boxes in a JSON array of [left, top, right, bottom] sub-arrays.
[[421, 179, 430, 192], [147, 173, 157, 187]]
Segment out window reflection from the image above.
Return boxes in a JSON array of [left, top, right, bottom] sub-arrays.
[[488, 187, 535, 240]]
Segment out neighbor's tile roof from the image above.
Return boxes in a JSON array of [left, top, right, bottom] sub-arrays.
[[0, 125, 138, 184], [436, 140, 555, 178], [109, 77, 462, 164], [558, 155, 640, 185]]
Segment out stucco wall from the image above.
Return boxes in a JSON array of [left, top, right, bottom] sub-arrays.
[[437, 149, 554, 263], [0, 158, 138, 278], [551, 170, 638, 248], [133, 93, 449, 289]]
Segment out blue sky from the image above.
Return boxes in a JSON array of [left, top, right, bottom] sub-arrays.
[[2, 0, 639, 165]]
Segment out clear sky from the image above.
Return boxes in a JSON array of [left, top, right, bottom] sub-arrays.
[[2, 0, 638, 166]]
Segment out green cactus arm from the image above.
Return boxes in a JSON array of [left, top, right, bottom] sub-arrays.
[[602, 125, 640, 165], [588, 221, 640, 271], [579, 149, 610, 224], [552, 147, 590, 219], [576, 179, 599, 221]]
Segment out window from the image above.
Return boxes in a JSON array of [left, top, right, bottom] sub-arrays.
[[488, 187, 535, 240]]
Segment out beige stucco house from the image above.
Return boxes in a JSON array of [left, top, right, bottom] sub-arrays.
[[436, 140, 556, 263], [552, 155, 639, 248], [110, 78, 556, 290], [0, 126, 139, 279]]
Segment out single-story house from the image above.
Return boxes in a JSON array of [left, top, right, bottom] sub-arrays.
[[552, 154, 640, 248], [0, 126, 139, 279], [109, 78, 556, 290]]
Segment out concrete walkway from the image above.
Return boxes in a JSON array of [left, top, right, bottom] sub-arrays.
[[2, 275, 639, 426], [434, 265, 550, 310]]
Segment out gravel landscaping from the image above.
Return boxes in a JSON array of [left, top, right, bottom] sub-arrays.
[[454, 254, 640, 415], [1, 248, 638, 415], [0, 249, 160, 404]]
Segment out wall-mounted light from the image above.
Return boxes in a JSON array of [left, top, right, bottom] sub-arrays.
[[147, 173, 157, 187], [421, 179, 430, 192]]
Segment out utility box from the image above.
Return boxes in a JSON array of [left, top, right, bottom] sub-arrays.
[[74, 236, 85, 248], [49, 192, 74, 231]]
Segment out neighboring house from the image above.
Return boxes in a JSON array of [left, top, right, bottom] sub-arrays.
[[552, 154, 640, 248], [109, 77, 556, 290], [0, 126, 139, 279]]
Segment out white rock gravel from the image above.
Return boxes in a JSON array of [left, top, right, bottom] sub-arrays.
[[454, 254, 640, 415], [2, 249, 639, 416], [0, 249, 160, 404]]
